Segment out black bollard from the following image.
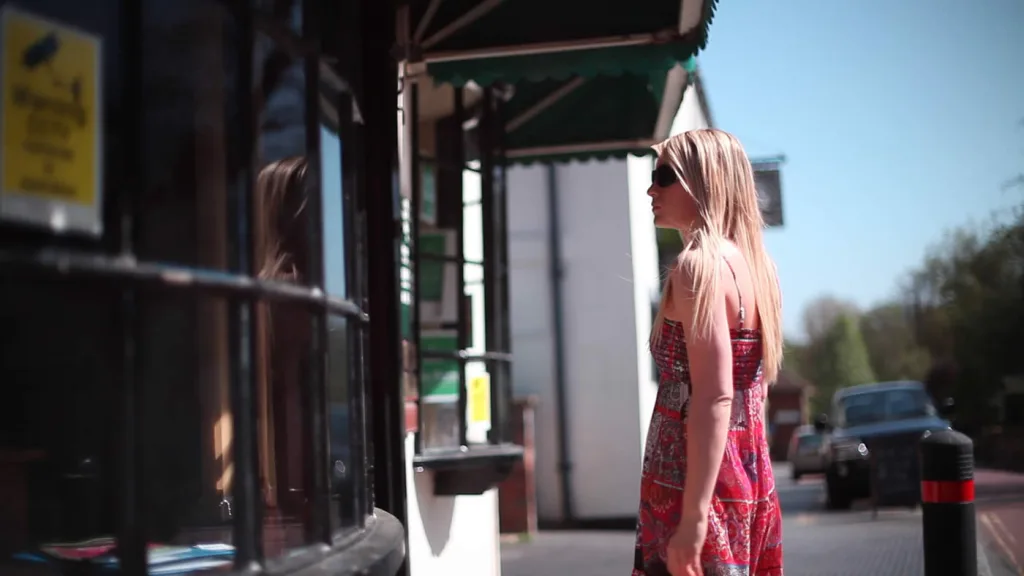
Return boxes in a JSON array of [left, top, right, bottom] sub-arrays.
[[920, 428, 977, 576]]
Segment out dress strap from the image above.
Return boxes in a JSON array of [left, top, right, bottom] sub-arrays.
[[723, 258, 746, 328]]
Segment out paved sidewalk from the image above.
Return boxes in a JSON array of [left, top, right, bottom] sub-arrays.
[[498, 468, 1024, 576], [501, 531, 634, 576], [976, 469, 1024, 575]]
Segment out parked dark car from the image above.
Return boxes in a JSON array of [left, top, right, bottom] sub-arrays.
[[814, 381, 952, 510]]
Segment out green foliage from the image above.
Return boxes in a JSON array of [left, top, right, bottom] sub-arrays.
[[781, 340, 808, 377], [809, 313, 876, 414], [917, 214, 1024, 426], [797, 204, 1024, 428], [858, 303, 932, 382]]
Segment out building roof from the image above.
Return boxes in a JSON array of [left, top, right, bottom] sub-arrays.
[[772, 369, 813, 394], [691, 66, 715, 128]]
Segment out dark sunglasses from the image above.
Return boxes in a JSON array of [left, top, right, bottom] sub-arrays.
[[651, 164, 677, 188]]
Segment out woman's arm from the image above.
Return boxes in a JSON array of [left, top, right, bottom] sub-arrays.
[[670, 261, 734, 522]]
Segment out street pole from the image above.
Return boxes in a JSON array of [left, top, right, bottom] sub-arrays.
[[920, 428, 977, 576]]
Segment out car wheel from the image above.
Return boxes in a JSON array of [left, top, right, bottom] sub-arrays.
[[825, 471, 852, 510], [792, 469, 802, 482]]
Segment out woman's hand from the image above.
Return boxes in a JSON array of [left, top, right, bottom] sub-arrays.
[[666, 514, 707, 576]]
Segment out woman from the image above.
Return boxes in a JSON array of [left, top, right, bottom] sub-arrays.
[[254, 157, 313, 541], [634, 129, 784, 576]]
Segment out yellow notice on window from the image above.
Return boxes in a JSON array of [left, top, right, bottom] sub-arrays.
[[469, 373, 491, 425], [0, 6, 103, 236]]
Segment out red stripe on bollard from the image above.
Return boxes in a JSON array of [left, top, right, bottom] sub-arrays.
[[921, 480, 975, 504]]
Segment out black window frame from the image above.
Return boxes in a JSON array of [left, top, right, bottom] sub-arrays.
[[403, 77, 522, 494], [0, 0, 406, 574]]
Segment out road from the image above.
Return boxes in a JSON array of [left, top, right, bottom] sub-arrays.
[[500, 463, 1022, 576]]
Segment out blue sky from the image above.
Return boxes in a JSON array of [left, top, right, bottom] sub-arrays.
[[696, 0, 1024, 340]]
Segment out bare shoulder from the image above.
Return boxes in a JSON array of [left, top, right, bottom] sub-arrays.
[[667, 249, 700, 292], [667, 246, 728, 294]]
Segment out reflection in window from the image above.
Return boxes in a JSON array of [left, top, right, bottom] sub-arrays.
[[255, 0, 304, 37], [0, 0, 366, 571], [0, 1, 123, 571], [321, 125, 346, 298], [253, 24, 317, 553], [138, 291, 237, 567], [138, 0, 238, 272], [135, 0, 241, 571], [0, 278, 119, 573], [327, 315, 357, 528], [253, 158, 315, 555], [320, 123, 361, 528]]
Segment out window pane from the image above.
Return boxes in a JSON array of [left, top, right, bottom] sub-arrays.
[[462, 170, 487, 354], [257, 36, 306, 169], [462, 170, 484, 263], [254, 0, 303, 37], [254, 300, 315, 556], [421, 401, 461, 452], [0, 0, 123, 240], [464, 263, 486, 352], [462, 170, 490, 445], [421, 321, 461, 452], [254, 32, 307, 284], [138, 0, 238, 271], [419, 252, 461, 452], [253, 33, 319, 549], [0, 277, 120, 574], [321, 123, 346, 298], [327, 315, 360, 529], [138, 290, 237, 571]]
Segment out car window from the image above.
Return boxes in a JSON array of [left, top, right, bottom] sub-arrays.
[[797, 434, 822, 449], [839, 388, 936, 426]]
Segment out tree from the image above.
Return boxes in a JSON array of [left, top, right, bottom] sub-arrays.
[[809, 313, 876, 414], [859, 303, 932, 382], [781, 339, 809, 379], [800, 296, 859, 344], [899, 210, 1024, 429]]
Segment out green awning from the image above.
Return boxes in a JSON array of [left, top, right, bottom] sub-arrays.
[[405, 0, 718, 87], [502, 59, 697, 165]]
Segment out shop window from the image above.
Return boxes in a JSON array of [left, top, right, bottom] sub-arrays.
[[0, 0, 376, 572], [0, 0, 125, 571], [406, 87, 522, 494], [0, 276, 122, 571]]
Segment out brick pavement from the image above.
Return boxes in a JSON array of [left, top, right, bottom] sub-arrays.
[[500, 511, 929, 576], [499, 475, 1019, 573], [976, 468, 1024, 575], [499, 468, 1024, 576], [501, 530, 634, 576]]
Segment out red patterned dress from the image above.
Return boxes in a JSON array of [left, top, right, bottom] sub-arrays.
[[633, 298, 784, 575]]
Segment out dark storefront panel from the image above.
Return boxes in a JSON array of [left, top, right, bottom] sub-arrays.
[[0, 0, 404, 574]]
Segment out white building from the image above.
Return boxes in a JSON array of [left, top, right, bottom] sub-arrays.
[[507, 70, 714, 524]]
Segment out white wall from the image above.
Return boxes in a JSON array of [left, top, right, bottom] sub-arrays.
[[626, 154, 661, 454], [506, 165, 564, 522], [508, 160, 645, 522], [670, 82, 710, 134], [404, 435, 502, 576], [557, 160, 644, 519]]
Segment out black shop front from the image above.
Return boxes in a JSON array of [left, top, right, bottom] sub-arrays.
[[0, 0, 406, 574], [0, 0, 719, 574]]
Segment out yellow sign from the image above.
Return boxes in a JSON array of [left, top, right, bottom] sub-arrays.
[[469, 373, 491, 425], [0, 6, 102, 235]]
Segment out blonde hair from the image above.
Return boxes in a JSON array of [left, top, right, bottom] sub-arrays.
[[650, 129, 784, 384], [256, 157, 309, 282]]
